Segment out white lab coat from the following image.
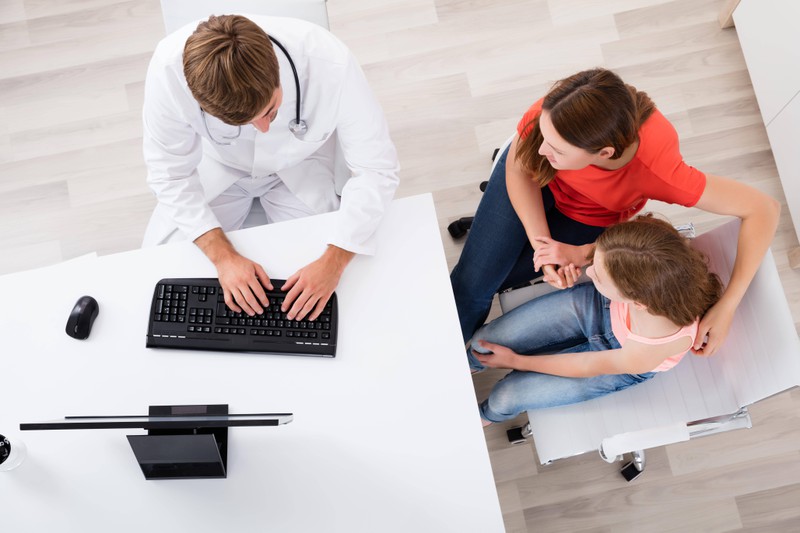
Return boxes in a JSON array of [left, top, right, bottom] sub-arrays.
[[142, 15, 400, 255]]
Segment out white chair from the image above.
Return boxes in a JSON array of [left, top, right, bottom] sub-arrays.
[[160, 0, 330, 34], [454, 134, 800, 478], [497, 218, 800, 481]]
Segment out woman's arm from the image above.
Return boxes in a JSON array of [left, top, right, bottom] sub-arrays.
[[474, 337, 691, 377], [505, 135, 551, 245], [505, 135, 568, 287], [692, 174, 780, 356]]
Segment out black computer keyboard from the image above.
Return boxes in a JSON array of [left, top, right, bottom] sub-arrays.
[[146, 278, 337, 357]]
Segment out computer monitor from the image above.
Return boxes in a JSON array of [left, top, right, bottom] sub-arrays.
[[20, 404, 292, 480]]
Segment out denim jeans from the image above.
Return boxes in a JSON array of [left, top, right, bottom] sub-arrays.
[[449, 145, 606, 343], [467, 283, 655, 422]]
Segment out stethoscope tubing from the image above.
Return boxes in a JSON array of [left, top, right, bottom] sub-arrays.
[[268, 36, 302, 132], [201, 35, 305, 145]]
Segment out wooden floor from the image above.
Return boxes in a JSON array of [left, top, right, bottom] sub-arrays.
[[2, 0, 799, 530]]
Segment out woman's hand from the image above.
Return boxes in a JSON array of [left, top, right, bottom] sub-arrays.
[[533, 238, 592, 289], [472, 340, 523, 370], [692, 298, 737, 357], [532, 237, 591, 271]]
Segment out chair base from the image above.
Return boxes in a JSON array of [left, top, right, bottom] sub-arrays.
[[506, 423, 532, 444], [620, 450, 646, 482], [447, 181, 488, 239], [447, 217, 474, 239]]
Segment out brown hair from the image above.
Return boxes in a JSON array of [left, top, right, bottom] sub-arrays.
[[516, 68, 656, 187], [594, 215, 723, 326], [183, 15, 280, 125]]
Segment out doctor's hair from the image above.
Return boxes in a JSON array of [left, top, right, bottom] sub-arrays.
[[184, 15, 280, 125], [516, 68, 656, 187], [593, 214, 723, 327]]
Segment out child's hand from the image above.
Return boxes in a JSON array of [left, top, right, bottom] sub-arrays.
[[541, 264, 582, 289], [559, 263, 582, 287], [472, 340, 522, 370], [541, 264, 566, 289]]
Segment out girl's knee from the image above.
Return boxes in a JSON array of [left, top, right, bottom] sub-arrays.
[[483, 383, 521, 421], [469, 325, 492, 353]]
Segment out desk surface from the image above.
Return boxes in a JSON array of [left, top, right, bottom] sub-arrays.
[[0, 194, 503, 532]]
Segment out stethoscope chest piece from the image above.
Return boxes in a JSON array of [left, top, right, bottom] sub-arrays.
[[289, 118, 308, 137]]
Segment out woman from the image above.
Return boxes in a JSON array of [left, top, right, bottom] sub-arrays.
[[468, 215, 723, 424], [450, 68, 779, 357]]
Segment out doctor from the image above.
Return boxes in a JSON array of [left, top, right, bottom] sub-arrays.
[[142, 14, 399, 321]]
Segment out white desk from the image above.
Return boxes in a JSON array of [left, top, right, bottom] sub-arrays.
[[0, 194, 503, 532]]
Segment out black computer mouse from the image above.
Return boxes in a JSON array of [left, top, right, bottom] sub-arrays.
[[66, 296, 99, 340]]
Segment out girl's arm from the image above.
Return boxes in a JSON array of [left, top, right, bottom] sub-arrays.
[[693, 174, 780, 356], [474, 336, 692, 377]]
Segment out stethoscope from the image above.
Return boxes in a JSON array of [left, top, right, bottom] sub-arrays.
[[201, 36, 308, 145]]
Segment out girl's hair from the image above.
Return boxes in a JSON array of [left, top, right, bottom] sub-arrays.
[[516, 68, 656, 187], [595, 215, 723, 326], [183, 15, 280, 125]]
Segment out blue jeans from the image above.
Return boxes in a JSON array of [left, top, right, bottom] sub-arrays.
[[467, 283, 655, 422], [450, 145, 606, 343]]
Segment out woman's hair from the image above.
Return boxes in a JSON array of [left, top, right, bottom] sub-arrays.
[[516, 68, 656, 187], [594, 215, 723, 326], [183, 15, 280, 125]]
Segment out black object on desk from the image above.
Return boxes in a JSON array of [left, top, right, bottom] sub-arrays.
[[20, 404, 294, 480], [66, 295, 99, 339], [146, 278, 338, 357]]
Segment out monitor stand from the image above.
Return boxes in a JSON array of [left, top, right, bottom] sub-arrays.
[[126, 404, 229, 480]]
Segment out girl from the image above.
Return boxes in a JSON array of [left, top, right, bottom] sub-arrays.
[[450, 68, 779, 359], [468, 215, 723, 424]]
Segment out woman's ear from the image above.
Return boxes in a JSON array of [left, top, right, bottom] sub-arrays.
[[632, 301, 648, 311], [597, 147, 616, 159]]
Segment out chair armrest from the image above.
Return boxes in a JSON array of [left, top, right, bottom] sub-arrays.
[[600, 423, 690, 462]]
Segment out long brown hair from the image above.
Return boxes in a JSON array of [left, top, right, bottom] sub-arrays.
[[183, 15, 280, 125], [516, 68, 656, 187], [595, 215, 723, 326]]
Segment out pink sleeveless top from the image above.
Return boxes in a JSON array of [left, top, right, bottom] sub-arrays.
[[610, 301, 698, 372]]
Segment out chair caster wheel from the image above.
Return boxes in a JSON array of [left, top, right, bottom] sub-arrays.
[[620, 461, 643, 482], [506, 426, 528, 444], [447, 217, 473, 239], [620, 450, 645, 482]]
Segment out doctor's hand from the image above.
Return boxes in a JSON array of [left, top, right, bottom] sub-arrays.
[[281, 245, 355, 321], [195, 228, 273, 316]]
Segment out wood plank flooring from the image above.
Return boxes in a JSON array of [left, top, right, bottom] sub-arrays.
[[1, 1, 798, 531]]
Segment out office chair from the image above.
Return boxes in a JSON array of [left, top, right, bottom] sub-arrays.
[[160, 0, 330, 33], [496, 219, 800, 481]]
